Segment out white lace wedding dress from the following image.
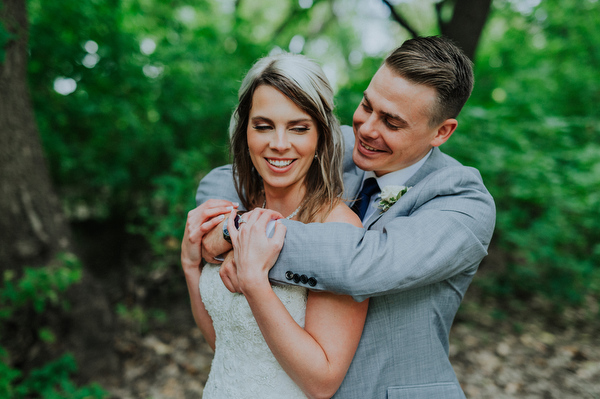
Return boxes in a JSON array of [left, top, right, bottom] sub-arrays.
[[199, 263, 308, 398]]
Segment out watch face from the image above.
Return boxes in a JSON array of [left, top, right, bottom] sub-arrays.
[[223, 217, 231, 242], [223, 214, 241, 244]]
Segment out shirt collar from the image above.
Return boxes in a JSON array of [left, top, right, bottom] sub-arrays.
[[362, 149, 433, 188]]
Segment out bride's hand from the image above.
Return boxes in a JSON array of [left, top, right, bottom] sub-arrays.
[[227, 208, 286, 294], [181, 200, 237, 272]]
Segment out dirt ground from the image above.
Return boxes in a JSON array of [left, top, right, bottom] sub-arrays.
[[101, 286, 600, 399]]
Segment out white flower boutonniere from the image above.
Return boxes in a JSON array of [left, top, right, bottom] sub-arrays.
[[375, 185, 412, 212]]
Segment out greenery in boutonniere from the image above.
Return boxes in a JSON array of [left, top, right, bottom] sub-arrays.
[[376, 185, 411, 212]]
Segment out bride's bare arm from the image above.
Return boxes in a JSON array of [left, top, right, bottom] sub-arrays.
[[181, 200, 236, 350], [229, 206, 368, 399]]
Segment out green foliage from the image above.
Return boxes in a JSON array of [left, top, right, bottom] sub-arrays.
[[28, 0, 254, 221], [11, 354, 106, 399], [0, 255, 107, 398], [26, 0, 600, 307], [1, 253, 81, 316], [116, 303, 167, 334], [0, 348, 21, 399], [444, 0, 600, 304], [129, 147, 214, 267]]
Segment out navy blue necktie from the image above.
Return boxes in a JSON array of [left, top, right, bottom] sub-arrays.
[[352, 177, 380, 220]]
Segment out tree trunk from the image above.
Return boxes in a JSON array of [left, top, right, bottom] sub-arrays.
[[382, 0, 492, 60], [0, 0, 117, 383], [440, 0, 493, 60]]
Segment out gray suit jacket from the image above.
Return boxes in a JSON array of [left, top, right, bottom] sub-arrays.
[[196, 125, 496, 398]]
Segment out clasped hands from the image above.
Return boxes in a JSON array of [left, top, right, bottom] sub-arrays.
[[181, 199, 287, 293]]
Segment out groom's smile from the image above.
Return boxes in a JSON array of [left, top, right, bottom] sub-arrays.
[[358, 140, 385, 153]]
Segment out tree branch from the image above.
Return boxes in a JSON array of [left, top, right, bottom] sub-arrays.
[[434, 0, 447, 32], [440, 0, 492, 60], [381, 0, 419, 38]]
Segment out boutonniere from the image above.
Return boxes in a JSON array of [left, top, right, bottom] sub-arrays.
[[375, 185, 412, 212]]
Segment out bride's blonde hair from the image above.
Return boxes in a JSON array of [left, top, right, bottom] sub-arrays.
[[229, 53, 344, 223]]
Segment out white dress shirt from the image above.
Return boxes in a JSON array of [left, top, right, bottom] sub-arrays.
[[359, 149, 432, 223]]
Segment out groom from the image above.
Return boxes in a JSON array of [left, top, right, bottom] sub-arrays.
[[197, 36, 495, 398]]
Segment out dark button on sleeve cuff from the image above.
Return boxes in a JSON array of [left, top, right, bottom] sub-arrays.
[[307, 277, 317, 287], [285, 271, 294, 281]]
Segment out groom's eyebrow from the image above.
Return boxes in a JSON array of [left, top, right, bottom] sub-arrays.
[[363, 92, 409, 128]]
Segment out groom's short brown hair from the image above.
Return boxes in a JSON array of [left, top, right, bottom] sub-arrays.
[[385, 36, 474, 127]]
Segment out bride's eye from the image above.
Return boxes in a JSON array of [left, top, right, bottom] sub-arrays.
[[253, 124, 272, 131], [290, 126, 310, 133]]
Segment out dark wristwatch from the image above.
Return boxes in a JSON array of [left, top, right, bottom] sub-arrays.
[[222, 214, 240, 244]]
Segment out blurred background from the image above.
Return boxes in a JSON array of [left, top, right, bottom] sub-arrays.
[[1, 0, 599, 397]]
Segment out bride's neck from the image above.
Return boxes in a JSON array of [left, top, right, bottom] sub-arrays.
[[263, 185, 305, 219]]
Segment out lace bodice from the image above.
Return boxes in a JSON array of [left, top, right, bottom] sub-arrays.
[[199, 263, 308, 398]]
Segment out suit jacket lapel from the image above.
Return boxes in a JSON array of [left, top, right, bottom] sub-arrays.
[[404, 147, 447, 188], [363, 148, 447, 229], [343, 170, 364, 205], [340, 125, 365, 205]]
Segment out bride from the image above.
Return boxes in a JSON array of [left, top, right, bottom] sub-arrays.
[[181, 53, 367, 398]]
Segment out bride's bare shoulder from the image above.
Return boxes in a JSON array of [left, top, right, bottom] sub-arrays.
[[323, 201, 362, 228]]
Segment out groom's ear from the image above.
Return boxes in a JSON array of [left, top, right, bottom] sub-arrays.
[[430, 118, 457, 147]]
